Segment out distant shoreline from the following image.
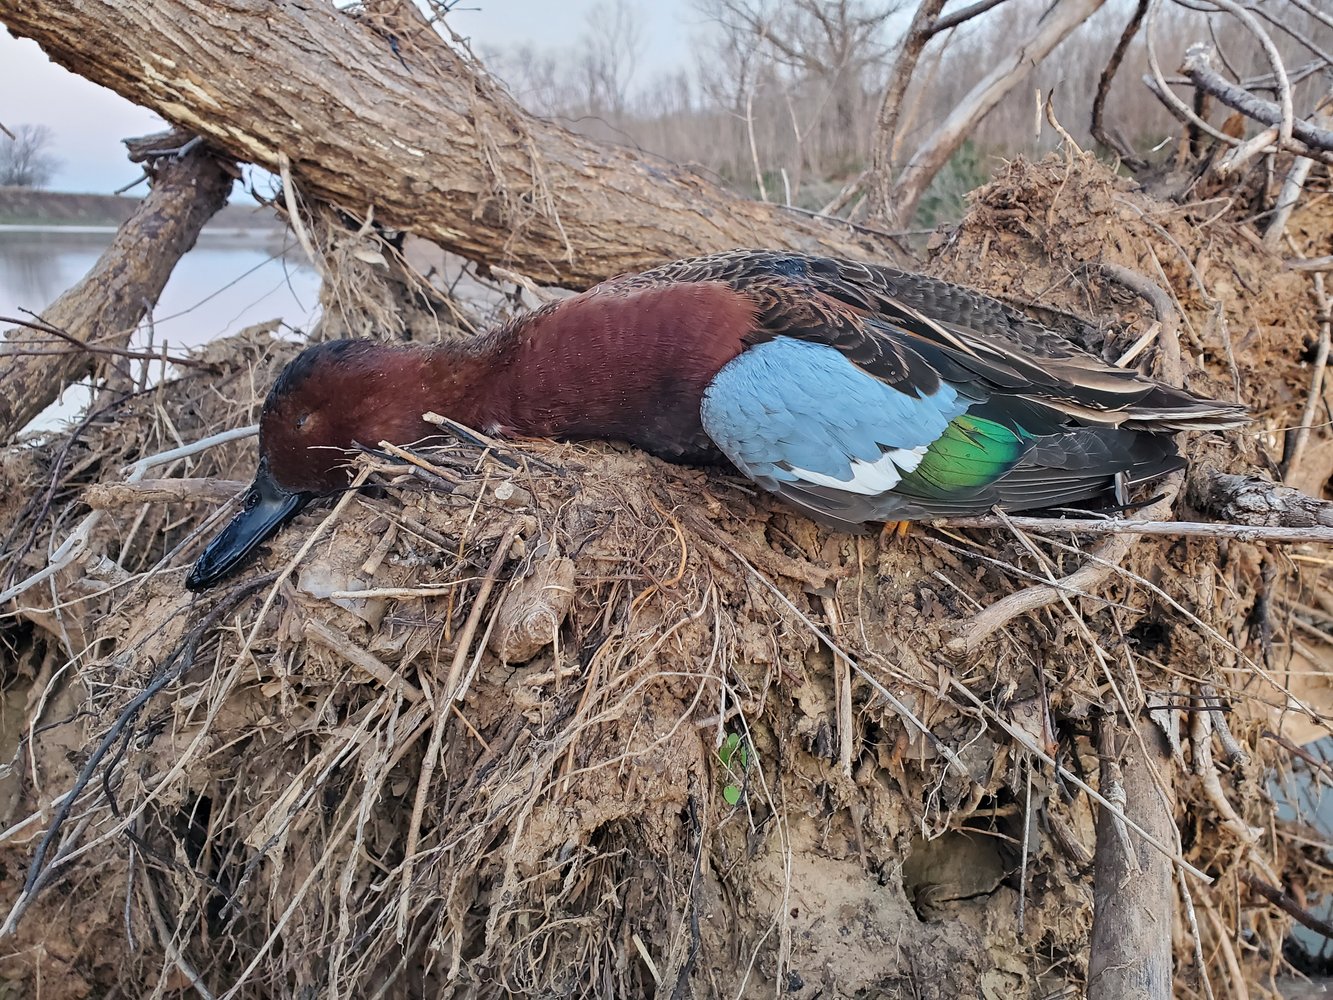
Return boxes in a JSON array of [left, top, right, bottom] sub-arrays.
[[0, 186, 282, 231], [0, 224, 286, 240]]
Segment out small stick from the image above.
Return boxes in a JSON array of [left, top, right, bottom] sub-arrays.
[[374, 440, 462, 486], [1018, 761, 1032, 936], [0, 314, 209, 368], [0, 424, 258, 607], [277, 153, 326, 278], [1194, 893, 1233, 1000], [1190, 698, 1262, 844], [1287, 255, 1333, 272], [441, 525, 518, 702], [935, 515, 1333, 544], [1217, 125, 1280, 176], [420, 411, 559, 472], [1240, 871, 1333, 940], [631, 932, 662, 986], [1199, 685, 1249, 766], [822, 596, 854, 780], [1283, 270, 1330, 478], [1262, 728, 1333, 778], [303, 619, 423, 702], [142, 869, 218, 1000], [81, 478, 248, 508], [327, 580, 479, 600], [1113, 321, 1161, 367]]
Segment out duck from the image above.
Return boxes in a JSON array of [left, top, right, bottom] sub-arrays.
[[185, 249, 1247, 590]]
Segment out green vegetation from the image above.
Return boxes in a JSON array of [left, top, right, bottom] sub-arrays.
[[717, 731, 750, 806], [913, 141, 992, 229]]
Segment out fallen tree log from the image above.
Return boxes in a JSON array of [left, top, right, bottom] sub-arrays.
[[0, 0, 878, 287], [0, 141, 233, 441]]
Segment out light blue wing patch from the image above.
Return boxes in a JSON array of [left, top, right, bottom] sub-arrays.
[[701, 337, 971, 496]]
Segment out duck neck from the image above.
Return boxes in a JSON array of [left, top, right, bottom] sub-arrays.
[[456, 282, 756, 458], [339, 341, 498, 446]]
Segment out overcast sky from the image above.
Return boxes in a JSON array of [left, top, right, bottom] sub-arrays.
[[0, 1, 695, 193]]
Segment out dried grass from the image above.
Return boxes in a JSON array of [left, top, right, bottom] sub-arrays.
[[0, 152, 1329, 998]]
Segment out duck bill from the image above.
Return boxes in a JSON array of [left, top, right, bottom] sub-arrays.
[[186, 461, 311, 591]]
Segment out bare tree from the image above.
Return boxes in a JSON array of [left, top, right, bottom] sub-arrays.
[[575, 0, 644, 118], [0, 124, 61, 188], [698, 0, 898, 112], [694, 0, 903, 198], [482, 0, 645, 147], [482, 43, 571, 117]]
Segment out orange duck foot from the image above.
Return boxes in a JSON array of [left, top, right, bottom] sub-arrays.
[[881, 520, 911, 540]]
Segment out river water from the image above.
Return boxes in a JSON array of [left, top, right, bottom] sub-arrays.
[[0, 225, 321, 429]]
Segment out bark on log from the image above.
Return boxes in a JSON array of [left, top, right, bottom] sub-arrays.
[[1088, 717, 1175, 1000], [1188, 470, 1333, 529], [0, 0, 879, 288], [0, 143, 233, 441]]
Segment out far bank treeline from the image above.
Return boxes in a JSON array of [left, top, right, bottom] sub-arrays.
[[0, 186, 279, 230]]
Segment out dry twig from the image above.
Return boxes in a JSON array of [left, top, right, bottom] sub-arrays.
[[0, 425, 258, 607]]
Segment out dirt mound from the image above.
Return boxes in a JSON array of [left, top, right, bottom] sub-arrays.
[[0, 152, 1329, 998]]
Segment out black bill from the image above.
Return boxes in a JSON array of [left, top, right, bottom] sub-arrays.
[[186, 459, 312, 591]]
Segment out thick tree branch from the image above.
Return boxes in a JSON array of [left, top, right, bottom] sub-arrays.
[[929, 0, 1011, 36], [865, 0, 946, 223], [0, 139, 233, 441], [887, 0, 1108, 226], [1181, 45, 1333, 153], [1187, 471, 1333, 530], [0, 0, 880, 288], [1091, 0, 1149, 170]]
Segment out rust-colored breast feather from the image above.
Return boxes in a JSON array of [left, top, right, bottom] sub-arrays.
[[485, 280, 758, 460]]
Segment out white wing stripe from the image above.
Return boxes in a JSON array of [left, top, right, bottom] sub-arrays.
[[787, 446, 927, 496]]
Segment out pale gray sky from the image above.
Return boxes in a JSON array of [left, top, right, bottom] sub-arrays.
[[0, 1, 695, 193]]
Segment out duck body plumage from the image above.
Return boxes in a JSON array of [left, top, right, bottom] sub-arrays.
[[187, 249, 1247, 589]]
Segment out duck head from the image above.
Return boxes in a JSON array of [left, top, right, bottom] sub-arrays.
[[186, 339, 483, 591]]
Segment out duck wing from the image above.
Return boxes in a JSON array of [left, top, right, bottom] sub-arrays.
[[645, 250, 1247, 429], [686, 250, 1238, 527]]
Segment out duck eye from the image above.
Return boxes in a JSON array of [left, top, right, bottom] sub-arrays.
[[295, 413, 310, 430]]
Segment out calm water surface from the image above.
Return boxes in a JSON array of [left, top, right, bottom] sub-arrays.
[[0, 226, 321, 429]]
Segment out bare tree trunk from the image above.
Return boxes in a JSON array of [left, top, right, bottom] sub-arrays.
[[887, 0, 1108, 226], [865, 0, 946, 223], [0, 142, 233, 441], [0, 0, 880, 288], [1088, 716, 1175, 1000]]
